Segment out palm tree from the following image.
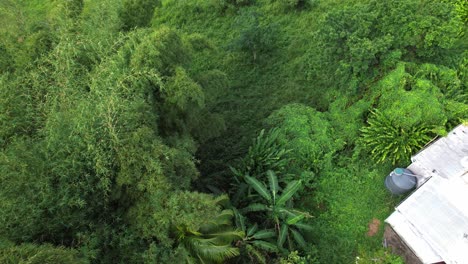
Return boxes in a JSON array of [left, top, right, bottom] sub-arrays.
[[175, 197, 244, 264]]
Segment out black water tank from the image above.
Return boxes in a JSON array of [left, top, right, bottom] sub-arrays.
[[385, 168, 416, 195]]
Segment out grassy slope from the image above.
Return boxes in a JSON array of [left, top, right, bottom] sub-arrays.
[[308, 161, 400, 262], [153, 1, 329, 178], [153, 1, 399, 263]]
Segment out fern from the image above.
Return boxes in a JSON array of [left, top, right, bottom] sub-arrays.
[[360, 109, 434, 165]]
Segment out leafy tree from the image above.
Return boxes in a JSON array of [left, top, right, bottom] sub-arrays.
[[0, 139, 50, 242], [48, 0, 84, 19], [230, 9, 278, 62], [358, 63, 466, 165], [326, 96, 371, 147], [220, 0, 255, 8], [272, 0, 312, 10], [0, 240, 87, 264], [0, 74, 38, 146], [119, 0, 160, 31], [309, 0, 464, 91], [0, 2, 56, 70], [265, 104, 343, 185]]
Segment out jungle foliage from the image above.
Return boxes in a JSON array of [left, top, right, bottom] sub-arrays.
[[0, 0, 466, 263]]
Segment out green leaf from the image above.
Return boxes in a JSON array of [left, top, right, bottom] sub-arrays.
[[206, 185, 223, 195], [276, 206, 298, 218], [199, 209, 233, 233], [286, 214, 305, 225], [252, 229, 276, 239], [247, 223, 258, 237], [184, 236, 240, 262], [292, 222, 314, 232], [246, 244, 266, 264], [277, 180, 302, 206], [207, 230, 245, 243], [241, 203, 269, 213], [267, 170, 279, 202], [290, 228, 307, 250], [277, 224, 288, 248], [233, 208, 246, 231], [245, 175, 272, 202], [251, 240, 278, 252], [213, 194, 230, 206], [232, 182, 248, 205]]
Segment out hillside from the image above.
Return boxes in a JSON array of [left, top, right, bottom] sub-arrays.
[[0, 0, 466, 263]]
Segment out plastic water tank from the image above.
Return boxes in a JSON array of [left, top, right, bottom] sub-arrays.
[[385, 168, 416, 195]]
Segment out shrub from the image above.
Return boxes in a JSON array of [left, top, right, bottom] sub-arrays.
[[360, 109, 433, 165], [0, 240, 87, 264], [119, 0, 160, 31], [230, 9, 278, 62]]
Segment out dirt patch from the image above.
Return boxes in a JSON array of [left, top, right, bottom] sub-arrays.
[[366, 218, 381, 237]]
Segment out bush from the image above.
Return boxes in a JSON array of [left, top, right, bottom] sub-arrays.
[[230, 9, 278, 62], [265, 104, 342, 174], [360, 109, 433, 165], [273, 0, 314, 10], [119, 0, 160, 31], [0, 240, 87, 264], [219, 0, 255, 7]]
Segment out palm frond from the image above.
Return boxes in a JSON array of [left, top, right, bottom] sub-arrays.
[[184, 236, 240, 263], [206, 230, 245, 243], [199, 210, 233, 233], [213, 194, 230, 206], [246, 244, 266, 264]]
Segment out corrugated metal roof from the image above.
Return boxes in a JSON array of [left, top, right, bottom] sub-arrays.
[[411, 125, 468, 179], [386, 124, 468, 264]]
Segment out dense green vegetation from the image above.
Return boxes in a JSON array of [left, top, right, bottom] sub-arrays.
[[0, 0, 466, 263]]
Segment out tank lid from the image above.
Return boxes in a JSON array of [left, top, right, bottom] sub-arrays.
[[394, 168, 405, 175]]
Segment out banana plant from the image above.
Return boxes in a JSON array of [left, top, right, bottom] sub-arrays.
[[231, 208, 278, 264], [230, 129, 291, 207], [240, 170, 313, 254]]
